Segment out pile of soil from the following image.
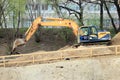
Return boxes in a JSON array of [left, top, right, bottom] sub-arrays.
[[0, 28, 76, 55], [0, 28, 76, 54], [111, 32, 120, 45]]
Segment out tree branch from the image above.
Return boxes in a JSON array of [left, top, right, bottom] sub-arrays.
[[70, 0, 80, 5], [103, 0, 117, 33], [59, 5, 80, 14]]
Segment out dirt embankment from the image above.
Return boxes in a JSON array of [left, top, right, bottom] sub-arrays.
[[15, 28, 76, 54], [0, 28, 76, 55], [111, 32, 120, 45]]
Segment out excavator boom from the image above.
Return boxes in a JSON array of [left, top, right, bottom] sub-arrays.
[[25, 17, 79, 41]]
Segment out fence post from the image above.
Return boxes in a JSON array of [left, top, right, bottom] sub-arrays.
[[3, 57, 5, 67], [90, 48, 93, 57], [115, 46, 117, 55], [61, 52, 63, 60], [32, 55, 35, 64]]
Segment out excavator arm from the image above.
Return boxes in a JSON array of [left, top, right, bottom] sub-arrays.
[[25, 17, 79, 41], [12, 17, 79, 53]]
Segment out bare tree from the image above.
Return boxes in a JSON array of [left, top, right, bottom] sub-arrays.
[[47, 0, 84, 26], [26, 0, 41, 22], [113, 0, 120, 32], [100, 0, 103, 30], [90, 0, 120, 33], [0, 0, 8, 28], [102, 0, 120, 33]]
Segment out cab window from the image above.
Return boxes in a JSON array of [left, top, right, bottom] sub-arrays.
[[80, 27, 88, 35], [90, 27, 97, 35]]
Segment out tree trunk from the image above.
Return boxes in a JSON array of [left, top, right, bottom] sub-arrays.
[[79, 0, 83, 26], [0, 3, 2, 28], [15, 11, 21, 38], [13, 11, 15, 29], [100, 0, 103, 30], [2, 8, 7, 28], [114, 0, 120, 32], [103, 0, 118, 33]]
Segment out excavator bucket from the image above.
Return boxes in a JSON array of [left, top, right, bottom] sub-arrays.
[[11, 38, 26, 53]]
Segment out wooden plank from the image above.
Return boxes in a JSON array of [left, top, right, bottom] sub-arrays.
[[32, 55, 35, 64], [2, 57, 6, 68], [5, 60, 33, 64], [115, 46, 118, 55], [89, 48, 93, 57], [117, 52, 120, 54]]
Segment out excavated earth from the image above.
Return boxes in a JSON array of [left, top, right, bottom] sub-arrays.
[[111, 32, 120, 45], [0, 28, 75, 55]]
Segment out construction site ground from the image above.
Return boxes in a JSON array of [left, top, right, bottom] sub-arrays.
[[1, 55, 120, 80], [0, 28, 120, 80]]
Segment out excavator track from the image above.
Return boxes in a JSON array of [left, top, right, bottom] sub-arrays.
[[72, 41, 110, 48], [81, 42, 109, 46]]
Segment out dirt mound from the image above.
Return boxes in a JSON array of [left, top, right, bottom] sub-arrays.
[[0, 28, 76, 55], [111, 32, 120, 45], [14, 28, 76, 54]]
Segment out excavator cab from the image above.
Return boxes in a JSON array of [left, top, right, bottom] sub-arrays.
[[79, 26, 111, 43]]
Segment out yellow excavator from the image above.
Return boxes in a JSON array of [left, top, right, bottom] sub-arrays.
[[11, 17, 111, 53], [11, 17, 79, 53]]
